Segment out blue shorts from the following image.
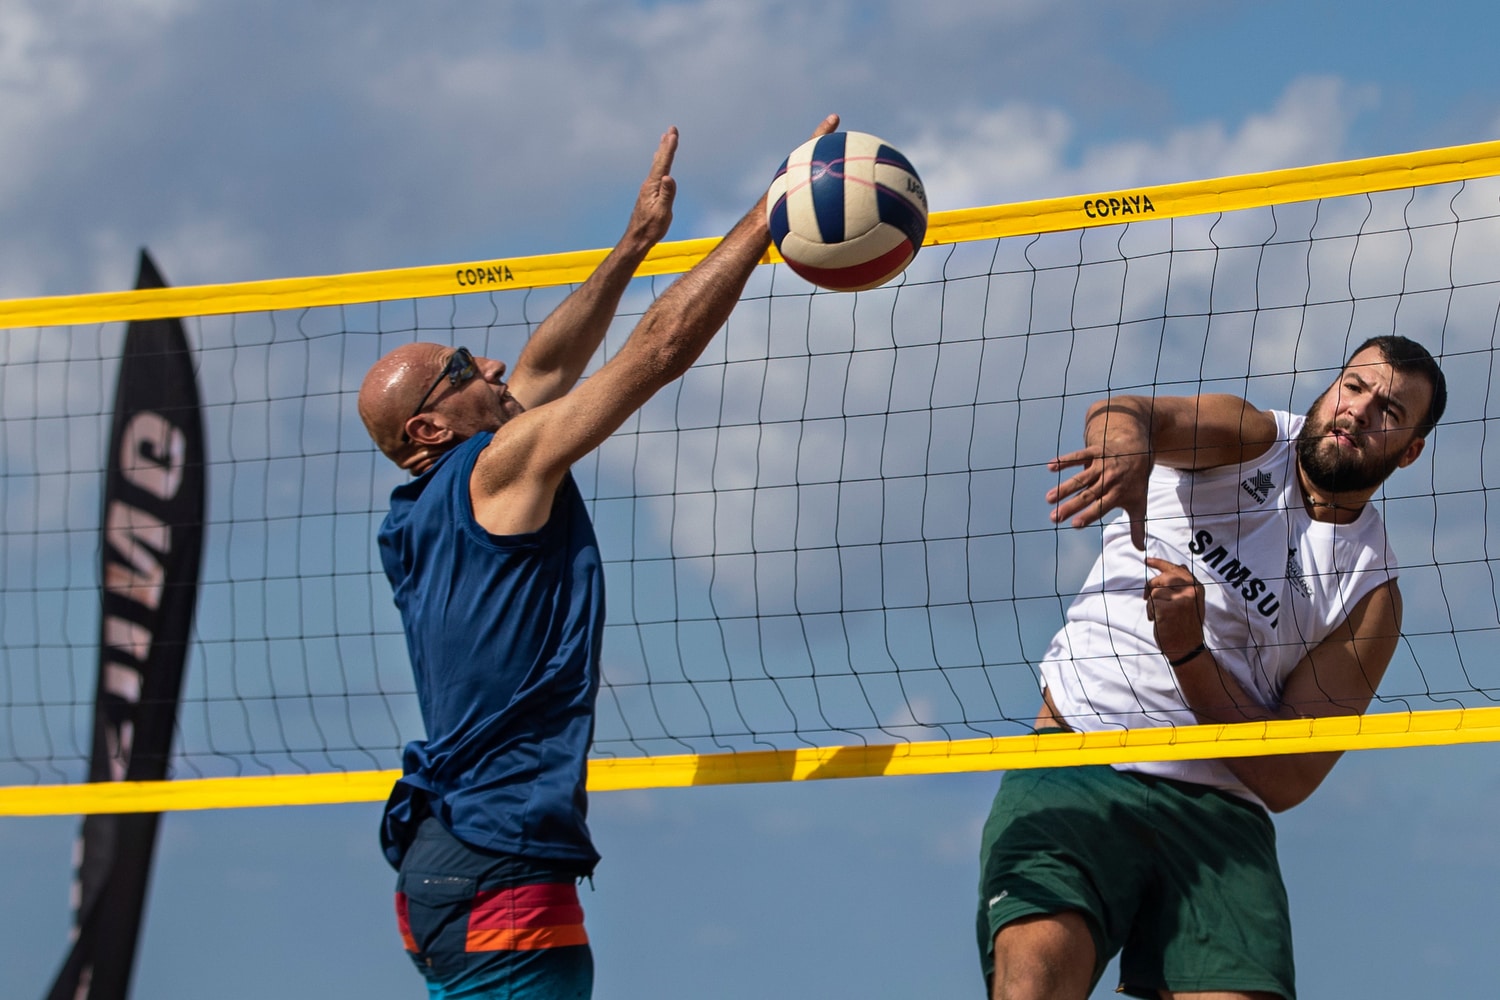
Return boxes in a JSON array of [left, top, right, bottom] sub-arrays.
[[395, 817, 593, 999]]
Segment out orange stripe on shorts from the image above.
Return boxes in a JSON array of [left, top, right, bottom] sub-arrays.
[[466, 882, 588, 952], [394, 892, 419, 953]]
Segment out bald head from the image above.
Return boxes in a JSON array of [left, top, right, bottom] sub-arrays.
[[358, 342, 449, 471]]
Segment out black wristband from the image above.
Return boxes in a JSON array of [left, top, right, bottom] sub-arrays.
[[1167, 641, 1208, 669]]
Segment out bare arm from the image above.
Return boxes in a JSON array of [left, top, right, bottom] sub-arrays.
[[1047, 393, 1278, 549], [1144, 556, 1402, 812], [473, 115, 842, 534], [506, 128, 680, 410]]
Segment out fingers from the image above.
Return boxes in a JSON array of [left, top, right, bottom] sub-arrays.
[[1044, 447, 1106, 518], [810, 113, 841, 139], [651, 126, 679, 180], [627, 128, 679, 248], [1046, 462, 1120, 531], [1047, 447, 1097, 475], [1046, 445, 1153, 540], [1142, 557, 1205, 624], [1045, 453, 1093, 502], [1048, 487, 1098, 528], [1143, 556, 1186, 576], [1044, 449, 1099, 510], [1045, 463, 1098, 507], [1144, 557, 1202, 589]]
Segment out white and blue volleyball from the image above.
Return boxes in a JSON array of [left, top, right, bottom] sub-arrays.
[[767, 131, 928, 292]]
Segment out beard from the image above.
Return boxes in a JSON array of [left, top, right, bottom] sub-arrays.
[[1296, 398, 1407, 495], [496, 388, 525, 425]]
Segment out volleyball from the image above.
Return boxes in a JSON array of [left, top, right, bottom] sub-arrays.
[[767, 131, 928, 292]]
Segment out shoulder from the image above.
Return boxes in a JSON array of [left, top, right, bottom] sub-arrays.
[[1340, 575, 1404, 641], [390, 435, 491, 515]]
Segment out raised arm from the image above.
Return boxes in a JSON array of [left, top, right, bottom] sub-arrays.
[[1047, 393, 1278, 549], [1144, 556, 1402, 812], [472, 115, 842, 535], [505, 128, 680, 410]]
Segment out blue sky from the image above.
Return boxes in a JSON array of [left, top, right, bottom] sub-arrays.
[[4, 2, 1500, 998]]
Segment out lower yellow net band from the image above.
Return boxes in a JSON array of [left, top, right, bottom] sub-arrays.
[[5, 706, 1495, 816]]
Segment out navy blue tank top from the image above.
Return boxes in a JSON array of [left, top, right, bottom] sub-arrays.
[[377, 432, 603, 873]]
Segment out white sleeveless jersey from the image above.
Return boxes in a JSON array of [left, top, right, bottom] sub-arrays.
[[1037, 409, 1398, 806]]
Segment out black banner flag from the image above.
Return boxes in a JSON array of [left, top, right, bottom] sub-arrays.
[[47, 250, 207, 1000]]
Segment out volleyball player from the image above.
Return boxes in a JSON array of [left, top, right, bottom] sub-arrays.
[[979, 336, 1445, 1000], [358, 114, 840, 999]]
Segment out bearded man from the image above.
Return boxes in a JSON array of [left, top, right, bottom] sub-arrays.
[[977, 335, 1446, 1000]]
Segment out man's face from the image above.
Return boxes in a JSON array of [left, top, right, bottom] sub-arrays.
[[1296, 346, 1434, 495], [415, 347, 524, 441]]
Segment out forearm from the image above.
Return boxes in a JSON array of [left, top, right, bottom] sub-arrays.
[[1154, 579, 1398, 812], [551, 226, 661, 336], [483, 201, 774, 489], [516, 237, 656, 392], [1083, 396, 1155, 453], [623, 201, 770, 384], [1086, 395, 1229, 470], [1170, 648, 1339, 811], [512, 126, 679, 403]]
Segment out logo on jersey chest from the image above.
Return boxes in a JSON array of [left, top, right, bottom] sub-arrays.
[[1187, 528, 1288, 629], [1241, 469, 1275, 504], [1285, 548, 1313, 599]]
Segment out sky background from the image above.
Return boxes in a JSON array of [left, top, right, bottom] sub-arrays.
[[5, 2, 1500, 998]]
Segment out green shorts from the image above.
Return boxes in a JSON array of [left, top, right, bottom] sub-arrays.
[[976, 764, 1294, 1000]]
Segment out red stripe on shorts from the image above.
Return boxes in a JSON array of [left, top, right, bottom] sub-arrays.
[[394, 891, 419, 952], [466, 881, 588, 952]]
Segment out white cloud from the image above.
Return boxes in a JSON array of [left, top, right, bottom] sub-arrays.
[[0, 4, 1398, 299], [0, 4, 90, 202], [904, 103, 1075, 212], [1078, 75, 1381, 190], [904, 75, 1383, 215]]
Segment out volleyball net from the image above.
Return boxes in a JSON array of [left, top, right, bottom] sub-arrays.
[[6, 139, 1500, 816]]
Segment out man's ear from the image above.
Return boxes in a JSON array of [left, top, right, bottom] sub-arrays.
[[1396, 435, 1426, 470], [405, 412, 450, 446]]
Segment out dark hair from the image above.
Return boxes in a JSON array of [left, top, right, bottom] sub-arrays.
[[1350, 335, 1447, 438]]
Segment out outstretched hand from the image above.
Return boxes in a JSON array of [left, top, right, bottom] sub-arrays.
[[1046, 441, 1153, 550], [624, 114, 838, 250], [624, 127, 680, 251]]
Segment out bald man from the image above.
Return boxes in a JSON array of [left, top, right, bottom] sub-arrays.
[[359, 115, 840, 1000]]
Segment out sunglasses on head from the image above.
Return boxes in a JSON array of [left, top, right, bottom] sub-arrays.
[[403, 347, 478, 442]]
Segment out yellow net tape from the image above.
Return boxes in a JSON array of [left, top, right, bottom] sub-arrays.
[[4, 139, 1500, 331], [5, 707, 1496, 815]]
